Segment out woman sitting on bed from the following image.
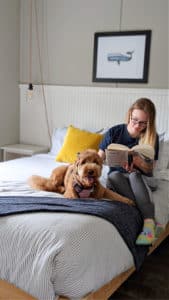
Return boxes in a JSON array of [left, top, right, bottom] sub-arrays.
[[98, 98, 163, 246]]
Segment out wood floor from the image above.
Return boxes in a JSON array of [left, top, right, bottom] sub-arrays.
[[109, 236, 169, 300]]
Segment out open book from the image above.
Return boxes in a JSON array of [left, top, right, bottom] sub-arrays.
[[105, 143, 155, 168]]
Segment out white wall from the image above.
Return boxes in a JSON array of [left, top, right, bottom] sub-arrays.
[[0, 0, 20, 160], [20, 0, 168, 88]]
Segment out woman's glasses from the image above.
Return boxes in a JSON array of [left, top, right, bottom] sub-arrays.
[[130, 117, 148, 128]]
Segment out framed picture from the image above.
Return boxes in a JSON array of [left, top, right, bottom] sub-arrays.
[[92, 30, 151, 83]]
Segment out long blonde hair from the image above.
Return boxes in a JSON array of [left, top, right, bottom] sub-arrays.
[[126, 98, 157, 147]]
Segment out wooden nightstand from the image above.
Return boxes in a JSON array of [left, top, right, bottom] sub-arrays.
[[0, 144, 49, 161]]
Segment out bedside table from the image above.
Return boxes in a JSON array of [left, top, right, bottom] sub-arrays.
[[1, 144, 49, 161]]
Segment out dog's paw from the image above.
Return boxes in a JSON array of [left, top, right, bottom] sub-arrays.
[[57, 186, 65, 193]]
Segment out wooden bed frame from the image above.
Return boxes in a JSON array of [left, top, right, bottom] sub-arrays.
[[0, 222, 168, 300]]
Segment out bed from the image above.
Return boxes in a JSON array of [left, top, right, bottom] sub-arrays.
[[0, 124, 169, 300]]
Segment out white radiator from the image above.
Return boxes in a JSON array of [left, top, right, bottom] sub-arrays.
[[20, 85, 169, 147]]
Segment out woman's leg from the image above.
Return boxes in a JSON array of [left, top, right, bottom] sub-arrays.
[[107, 171, 156, 245], [107, 171, 135, 201], [129, 172, 155, 245], [128, 172, 154, 219]]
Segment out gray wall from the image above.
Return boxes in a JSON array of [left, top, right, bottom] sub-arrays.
[[20, 0, 168, 88], [0, 0, 20, 160]]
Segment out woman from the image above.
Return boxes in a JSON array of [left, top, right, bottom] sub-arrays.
[[98, 98, 160, 245]]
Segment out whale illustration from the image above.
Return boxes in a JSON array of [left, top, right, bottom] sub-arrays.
[[107, 51, 134, 65]]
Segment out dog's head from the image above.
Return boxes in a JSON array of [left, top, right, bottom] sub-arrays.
[[74, 149, 103, 188]]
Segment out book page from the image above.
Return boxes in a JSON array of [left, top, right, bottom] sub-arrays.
[[105, 149, 128, 167]]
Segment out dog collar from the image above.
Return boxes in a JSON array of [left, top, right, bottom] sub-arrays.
[[73, 182, 94, 198]]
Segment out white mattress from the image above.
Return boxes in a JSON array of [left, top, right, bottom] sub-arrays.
[[0, 154, 168, 300]]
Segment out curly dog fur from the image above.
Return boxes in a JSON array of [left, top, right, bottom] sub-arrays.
[[28, 149, 134, 205]]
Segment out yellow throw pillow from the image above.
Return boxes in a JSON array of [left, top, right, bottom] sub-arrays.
[[56, 125, 103, 163]]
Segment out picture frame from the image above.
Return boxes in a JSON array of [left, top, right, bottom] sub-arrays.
[[92, 30, 151, 83]]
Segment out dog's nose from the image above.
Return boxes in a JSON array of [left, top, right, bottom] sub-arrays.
[[88, 170, 94, 176]]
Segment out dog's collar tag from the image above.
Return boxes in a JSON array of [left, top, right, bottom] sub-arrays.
[[78, 187, 94, 198], [73, 182, 94, 198]]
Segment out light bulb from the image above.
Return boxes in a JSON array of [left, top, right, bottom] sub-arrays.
[[27, 83, 34, 100]]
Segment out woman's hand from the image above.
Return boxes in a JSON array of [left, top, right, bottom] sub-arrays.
[[98, 149, 106, 162], [122, 162, 135, 173]]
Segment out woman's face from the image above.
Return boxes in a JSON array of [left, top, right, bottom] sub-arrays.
[[127, 109, 148, 137]]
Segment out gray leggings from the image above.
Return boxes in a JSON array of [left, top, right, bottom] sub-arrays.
[[107, 171, 154, 219]]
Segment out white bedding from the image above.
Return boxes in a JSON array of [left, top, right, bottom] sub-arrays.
[[0, 154, 168, 300]]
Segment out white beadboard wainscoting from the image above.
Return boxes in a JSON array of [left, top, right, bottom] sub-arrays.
[[20, 85, 169, 147]]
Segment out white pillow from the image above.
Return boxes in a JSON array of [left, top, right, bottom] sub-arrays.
[[50, 127, 67, 156], [156, 132, 169, 170], [162, 141, 169, 169], [98, 126, 110, 135]]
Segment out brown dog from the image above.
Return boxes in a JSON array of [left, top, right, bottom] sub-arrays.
[[28, 149, 134, 205]]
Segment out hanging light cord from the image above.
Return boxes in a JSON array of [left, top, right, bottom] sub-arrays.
[[29, 0, 33, 88], [34, 0, 52, 147]]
